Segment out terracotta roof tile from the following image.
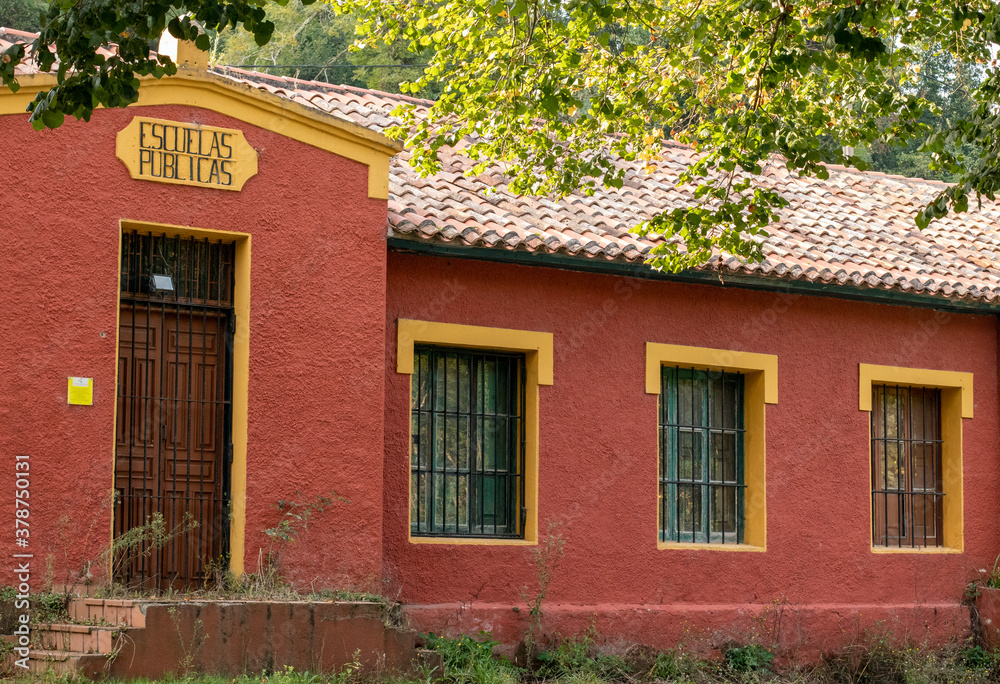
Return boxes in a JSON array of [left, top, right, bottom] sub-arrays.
[[5, 27, 1000, 304]]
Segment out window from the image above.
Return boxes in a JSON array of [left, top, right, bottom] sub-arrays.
[[659, 367, 745, 544], [859, 364, 972, 553], [410, 346, 525, 538], [871, 384, 943, 548], [646, 343, 776, 551], [397, 319, 553, 544]]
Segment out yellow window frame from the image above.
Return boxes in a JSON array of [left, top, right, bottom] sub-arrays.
[[397, 319, 553, 545], [646, 343, 777, 551], [859, 363, 972, 554]]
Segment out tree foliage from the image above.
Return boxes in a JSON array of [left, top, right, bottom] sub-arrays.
[[865, 49, 981, 181], [0, 0, 46, 32], [212, 1, 431, 93], [0, 0, 286, 130], [343, 0, 1000, 269], [4, 0, 1000, 270]]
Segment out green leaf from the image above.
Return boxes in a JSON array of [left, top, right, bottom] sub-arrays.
[[41, 108, 64, 129]]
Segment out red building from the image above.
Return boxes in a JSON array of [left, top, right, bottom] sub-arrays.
[[3, 29, 1000, 659]]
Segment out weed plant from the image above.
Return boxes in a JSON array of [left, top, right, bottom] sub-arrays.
[[978, 556, 1000, 591], [535, 630, 632, 681], [5, 631, 1000, 684], [0, 586, 68, 626], [725, 644, 775, 673], [424, 631, 521, 684]]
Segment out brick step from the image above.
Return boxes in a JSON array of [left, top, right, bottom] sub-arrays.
[[37, 622, 117, 654], [4, 599, 426, 678], [10, 649, 82, 675], [68, 598, 146, 628]]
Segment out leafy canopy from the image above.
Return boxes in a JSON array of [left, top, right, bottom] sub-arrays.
[[0, 0, 291, 130], [0, 0, 47, 32], [2, 0, 999, 270], [211, 0, 434, 94], [343, 0, 996, 269]]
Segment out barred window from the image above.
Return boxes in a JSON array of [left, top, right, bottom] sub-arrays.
[[659, 367, 745, 544], [410, 346, 525, 538], [871, 385, 943, 548]]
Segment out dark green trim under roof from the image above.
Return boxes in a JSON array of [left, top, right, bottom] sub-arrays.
[[388, 236, 1000, 315]]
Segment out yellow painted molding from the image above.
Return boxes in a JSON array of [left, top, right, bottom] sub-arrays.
[[397, 319, 553, 545], [871, 546, 962, 555], [645, 342, 778, 404], [396, 319, 554, 385], [158, 37, 208, 72], [858, 363, 973, 418], [118, 219, 251, 575], [657, 542, 767, 552], [860, 363, 970, 553], [108, 230, 124, 581], [409, 538, 538, 546], [2, 70, 400, 199], [647, 341, 776, 551], [116, 116, 258, 191]]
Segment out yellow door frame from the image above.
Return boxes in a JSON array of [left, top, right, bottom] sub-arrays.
[[114, 219, 251, 577]]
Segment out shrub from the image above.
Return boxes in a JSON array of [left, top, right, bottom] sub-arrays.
[[819, 634, 1000, 684], [981, 555, 1000, 590], [31, 592, 68, 624], [535, 636, 590, 677], [648, 650, 699, 680], [960, 645, 994, 670], [725, 644, 774, 673], [534, 632, 632, 681], [425, 631, 520, 684]]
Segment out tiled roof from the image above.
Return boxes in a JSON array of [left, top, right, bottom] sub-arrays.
[[0, 27, 120, 75], [214, 67, 1000, 306], [5, 26, 1000, 305]]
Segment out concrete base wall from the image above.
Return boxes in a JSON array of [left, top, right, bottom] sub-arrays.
[[405, 601, 972, 664], [78, 601, 426, 678]]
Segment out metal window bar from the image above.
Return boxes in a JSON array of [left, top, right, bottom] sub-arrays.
[[116, 231, 235, 589], [659, 366, 746, 544], [410, 345, 525, 538], [871, 384, 944, 548]]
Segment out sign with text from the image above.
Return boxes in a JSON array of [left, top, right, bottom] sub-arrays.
[[116, 117, 258, 191], [67, 377, 93, 406]]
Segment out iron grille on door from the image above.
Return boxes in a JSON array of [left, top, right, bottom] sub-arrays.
[[116, 231, 235, 589], [871, 384, 944, 548], [410, 346, 526, 538]]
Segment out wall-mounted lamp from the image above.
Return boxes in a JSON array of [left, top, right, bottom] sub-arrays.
[[150, 274, 175, 293]]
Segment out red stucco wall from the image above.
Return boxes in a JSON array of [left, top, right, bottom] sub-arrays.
[[5, 90, 999, 659], [384, 251, 1000, 657], [0, 105, 387, 589]]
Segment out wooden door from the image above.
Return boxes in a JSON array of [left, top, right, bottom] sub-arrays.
[[115, 308, 163, 585], [116, 307, 229, 589], [115, 231, 234, 591]]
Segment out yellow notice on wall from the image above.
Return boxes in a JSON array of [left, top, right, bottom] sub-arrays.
[[67, 377, 93, 406], [116, 116, 258, 191]]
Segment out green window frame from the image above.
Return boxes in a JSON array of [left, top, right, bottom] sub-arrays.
[[410, 345, 525, 538], [659, 366, 745, 544]]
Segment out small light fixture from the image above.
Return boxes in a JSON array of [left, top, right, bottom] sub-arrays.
[[150, 273, 175, 293]]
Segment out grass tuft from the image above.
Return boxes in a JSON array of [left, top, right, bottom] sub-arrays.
[[424, 631, 521, 684]]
